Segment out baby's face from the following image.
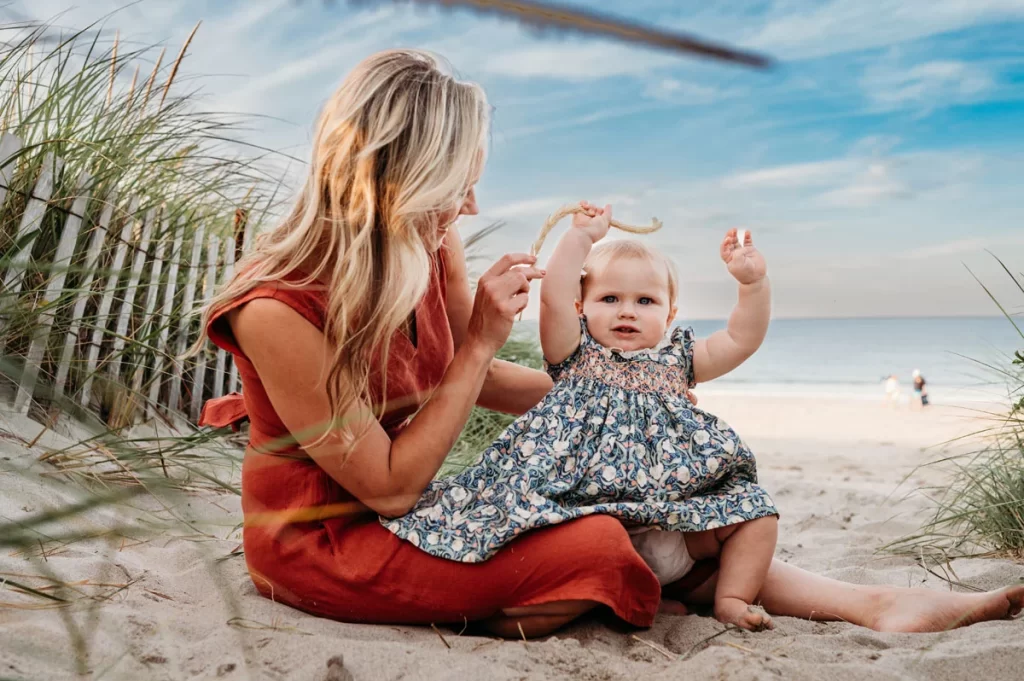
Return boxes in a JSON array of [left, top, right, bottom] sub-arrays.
[[578, 256, 676, 352]]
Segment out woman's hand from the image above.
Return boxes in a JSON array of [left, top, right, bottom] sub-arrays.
[[572, 201, 612, 244], [722, 228, 767, 285], [467, 253, 546, 354]]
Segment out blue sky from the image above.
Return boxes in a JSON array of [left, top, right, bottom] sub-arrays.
[[13, 0, 1024, 319]]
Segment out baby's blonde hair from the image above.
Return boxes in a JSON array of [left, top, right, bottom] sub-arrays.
[[581, 239, 678, 305]]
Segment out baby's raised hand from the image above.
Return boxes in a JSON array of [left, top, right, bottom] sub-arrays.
[[571, 201, 612, 244], [721, 228, 767, 285]]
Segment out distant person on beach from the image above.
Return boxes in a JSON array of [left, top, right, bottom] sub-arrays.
[[912, 369, 929, 407], [387, 221, 778, 631], [884, 374, 901, 407], [195, 49, 1024, 638]]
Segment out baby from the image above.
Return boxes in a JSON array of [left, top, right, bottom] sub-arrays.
[[385, 201, 779, 630]]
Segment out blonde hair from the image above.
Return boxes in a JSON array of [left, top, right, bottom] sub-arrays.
[[580, 239, 678, 304], [191, 49, 490, 449]]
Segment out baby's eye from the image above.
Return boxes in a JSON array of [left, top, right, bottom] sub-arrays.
[[638, 297, 654, 305], [601, 295, 617, 303]]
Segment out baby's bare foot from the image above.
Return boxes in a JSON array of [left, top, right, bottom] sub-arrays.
[[715, 597, 774, 631]]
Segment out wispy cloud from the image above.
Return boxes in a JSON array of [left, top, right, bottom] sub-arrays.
[[496, 100, 673, 140], [746, 0, 1024, 60], [860, 57, 996, 115], [642, 78, 737, 104], [816, 166, 912, 207], [722, 160, 857, 190], [480, 40, 678, 80]]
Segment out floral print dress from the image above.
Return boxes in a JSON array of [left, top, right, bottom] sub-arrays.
[[383, 317, 778, 563]]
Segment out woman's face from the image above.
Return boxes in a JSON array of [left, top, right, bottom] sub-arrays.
[[431, 180, 479, 250]]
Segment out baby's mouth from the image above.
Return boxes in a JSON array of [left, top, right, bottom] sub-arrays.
[[612, 325, 640, 335]]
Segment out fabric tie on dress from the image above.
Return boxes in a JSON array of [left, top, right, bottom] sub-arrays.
[[198, 392, 249, 432]]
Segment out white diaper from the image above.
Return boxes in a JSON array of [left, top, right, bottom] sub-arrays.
[[627, 526, 695, 585]]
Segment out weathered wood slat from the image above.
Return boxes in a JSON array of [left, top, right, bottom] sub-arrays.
[[147, 217, 184, 419], [167, 224, 205, 415], [131, 220, 168, 402], [1, 153, 64, 296], [227, 211, 253, 395], [0, 153, 63, 356], [52, 196, 115, 401], [108, 207, 156, 382], [212, 235, 236, 399], [189, 235, 219, 422], [13, 174, 92, 412], [0, 133, 24, 215], [80, 197, 139, 408]]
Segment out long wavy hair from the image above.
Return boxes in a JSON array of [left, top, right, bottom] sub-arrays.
[[190, 49, 490, 449]]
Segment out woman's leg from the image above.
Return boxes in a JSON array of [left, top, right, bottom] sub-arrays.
[[676, 557, 1024, 632], [484, 600, 599, 638]]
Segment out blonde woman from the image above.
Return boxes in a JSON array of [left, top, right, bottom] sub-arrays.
[[198, 49, 1023, 638]]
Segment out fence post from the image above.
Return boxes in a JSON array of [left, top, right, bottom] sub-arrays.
[[189, 235, 219, 422], [80, 196, 139, 408], [167, 224, 205, 415], [13, 173, 93, 412], [108, 207, 156, 383], [52, 196, 115, 401]]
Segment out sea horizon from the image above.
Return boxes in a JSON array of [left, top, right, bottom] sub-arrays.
[[513, 315, 1022, 405]]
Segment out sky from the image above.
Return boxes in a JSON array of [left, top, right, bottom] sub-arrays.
[[8, 0, 1024, 320]]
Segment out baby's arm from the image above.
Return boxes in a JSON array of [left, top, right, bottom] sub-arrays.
[[692, 229, 771, 384], [540, 201, 612, 365]]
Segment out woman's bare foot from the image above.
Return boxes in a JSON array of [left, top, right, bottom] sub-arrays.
[[870, 585, 1024, 632], [659, 599, 689, 616], [715, 597, 774, 631]]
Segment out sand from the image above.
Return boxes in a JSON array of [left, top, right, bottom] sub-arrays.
[[1, 394, 1021, 681]]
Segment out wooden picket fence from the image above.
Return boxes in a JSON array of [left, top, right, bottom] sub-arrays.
[[0, 132, 252, 426]]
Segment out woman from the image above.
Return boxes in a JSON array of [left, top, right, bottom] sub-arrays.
[[197, 49, 1023, 638]]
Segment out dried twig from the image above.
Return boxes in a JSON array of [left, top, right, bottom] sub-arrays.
[[528, 203, 662, 259], [430, 623, 452, 649], [629, 634, 673, 660]]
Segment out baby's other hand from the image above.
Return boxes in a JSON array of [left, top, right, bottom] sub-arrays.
[[572, 201, 612, 244], [721, 228, 767, 285]]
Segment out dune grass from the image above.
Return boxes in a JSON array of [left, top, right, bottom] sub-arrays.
[[0, 18, 283, 426], [884, 257, 1024, 562]]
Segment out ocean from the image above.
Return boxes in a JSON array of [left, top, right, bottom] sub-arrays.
[[515, 317, 1023, 404], [685, 316, 1022, 404]]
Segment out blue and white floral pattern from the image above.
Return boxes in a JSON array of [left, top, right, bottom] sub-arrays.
[[383, 317, 778, 562]]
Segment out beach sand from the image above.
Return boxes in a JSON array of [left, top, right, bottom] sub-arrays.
[[1, 395, 1021, 680]]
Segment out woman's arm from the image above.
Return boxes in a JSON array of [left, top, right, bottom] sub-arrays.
[[230, 253, 542, 518], [692, 229, 771, 384], [444, 228, 553, 415], [477, 359, 552, 415]]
